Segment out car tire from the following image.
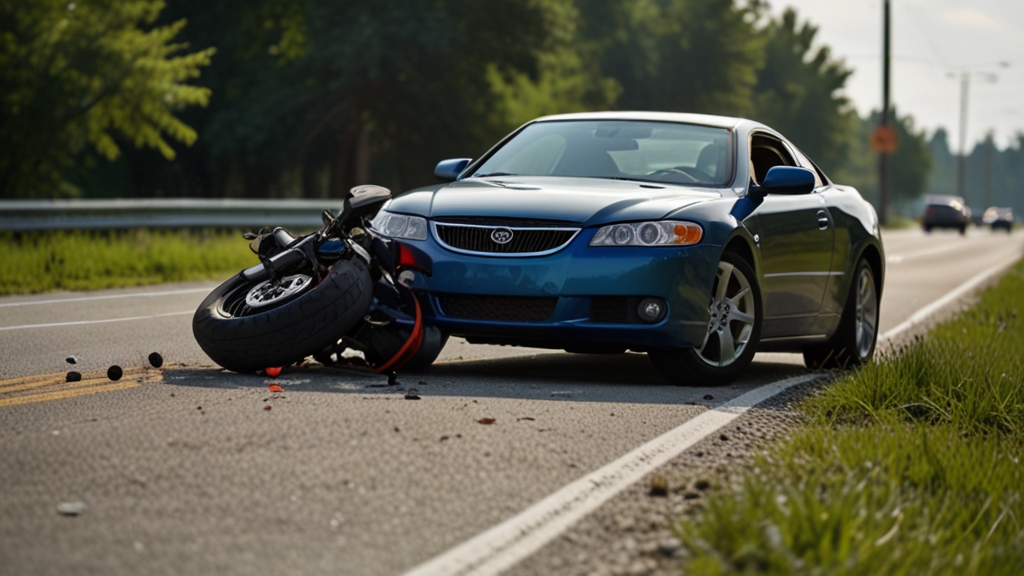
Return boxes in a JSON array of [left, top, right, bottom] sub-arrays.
[[803, 258, 879, 369], [649, 251, 762, 386], [192, 258, 373, 373], [923, 225, 932, 233], [959, 224, 967, 235]]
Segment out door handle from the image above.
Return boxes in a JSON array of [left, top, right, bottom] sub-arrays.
[[816, 210, 830, 231]]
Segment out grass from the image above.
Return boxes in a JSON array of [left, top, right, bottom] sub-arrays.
[[0, 229, 259, 295], [677, 261, 1024, 575]]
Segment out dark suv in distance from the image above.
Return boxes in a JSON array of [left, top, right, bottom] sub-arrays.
[[922, 196, 970, 235], [982, 206, 1014, 232]]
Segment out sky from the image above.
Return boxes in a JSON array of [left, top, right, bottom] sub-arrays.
[[769, 0, 1024, 151]]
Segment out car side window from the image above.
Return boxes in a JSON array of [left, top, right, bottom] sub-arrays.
[[787, 146, 827, 189], [749, 133, 797, 185]]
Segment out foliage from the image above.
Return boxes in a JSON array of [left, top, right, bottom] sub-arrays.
[[0, 0, 214, 198], [678, 259, 1024, 575], [752, 8, 853, 175], [927, 130, 1024, 218], [0, 229, 255, 294]]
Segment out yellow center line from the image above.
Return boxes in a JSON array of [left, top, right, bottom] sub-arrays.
[[0, 381, 141, 407], [0, 368, 162, 407]]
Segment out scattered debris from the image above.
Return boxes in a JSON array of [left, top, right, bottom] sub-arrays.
[[197, 406, 202, 410], [148, 352, 163, 368], [703, 394, 714, 401], [649, 475, 669, 497], [107, 365, 123, 381], [658, 538, 682, 557], [387, 372, 399, 386], [263, 405, 272, 411], [57, 502, 86, 516], [394, 426, 400, 432], [404, 389, 421, 400], [65, 355, 77, 365], [477, 418, 496, 425], [439, 435, 449, 442], [66, 371, 82, 382], [418, 380, 428, 385], [265, 367, 282, 377], [719, 434, 729, 442], [694, 479, 711, 491], [517, 417, 535, 422], [683, 491, 701, 500], [268, 384, 284, 393], [550, 391, 572, 398]]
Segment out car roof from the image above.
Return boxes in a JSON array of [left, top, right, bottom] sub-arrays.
[[531, 111, 747, 131]]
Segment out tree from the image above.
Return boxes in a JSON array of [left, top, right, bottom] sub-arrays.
[[0, 0, 214, 198], [752, 7, 853, 175]]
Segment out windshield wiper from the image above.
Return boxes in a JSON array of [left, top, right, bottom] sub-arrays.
[[472, 172, 516, 178]]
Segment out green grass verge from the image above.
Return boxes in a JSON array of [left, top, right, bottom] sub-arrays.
[[678, 261, 1024, 575], [0, 230, 259, 295]]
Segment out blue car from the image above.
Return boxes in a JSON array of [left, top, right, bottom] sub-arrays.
[[371, 112, 884, 385]]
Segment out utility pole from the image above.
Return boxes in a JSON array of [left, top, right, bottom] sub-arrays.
[[878, 0, 891, 225], [957, 73, 969, 199], [984, 132, 993, 208]]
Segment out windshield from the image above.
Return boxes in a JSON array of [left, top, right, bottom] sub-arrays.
[[470, 120, 733, 187]]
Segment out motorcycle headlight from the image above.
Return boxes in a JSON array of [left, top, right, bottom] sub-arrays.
[[589, 221, 703, 247], [370, 210, 428, 241]]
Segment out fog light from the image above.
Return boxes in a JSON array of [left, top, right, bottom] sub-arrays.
[[637, 298, 667, 323]]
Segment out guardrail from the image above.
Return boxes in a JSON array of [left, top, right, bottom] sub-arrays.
[[0, 198, 341, 231]]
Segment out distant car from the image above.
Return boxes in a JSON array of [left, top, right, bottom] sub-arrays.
[[372, 112, 885, 386], [982, 206, 1014, 232], [922, 196, 970, 235]]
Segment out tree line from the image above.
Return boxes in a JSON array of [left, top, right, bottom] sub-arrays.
[[1, 0, 982, 215]]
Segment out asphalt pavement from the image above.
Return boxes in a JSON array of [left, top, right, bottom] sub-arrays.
[[0, 226, 1021, 576]]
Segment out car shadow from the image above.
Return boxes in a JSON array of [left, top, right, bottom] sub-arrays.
[[160, 351, 821, 407]]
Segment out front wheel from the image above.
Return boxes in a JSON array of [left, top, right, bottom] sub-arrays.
[[192, 258, 374, 373], [803, 258, 879, 369], [649, 251, 762, 386]]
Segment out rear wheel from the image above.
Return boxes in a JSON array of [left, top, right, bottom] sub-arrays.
[[649, 251, 762, 386], [803, 258, 879, 369], [192, 258, 373, 373]]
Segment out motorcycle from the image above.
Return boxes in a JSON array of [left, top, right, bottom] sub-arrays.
[[192, 185, 445, 375]]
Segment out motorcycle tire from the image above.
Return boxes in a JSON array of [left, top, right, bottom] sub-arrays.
[[192, 258, 373, 373]]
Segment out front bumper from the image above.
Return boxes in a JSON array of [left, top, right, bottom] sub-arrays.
[[402, 229, 721, 351]]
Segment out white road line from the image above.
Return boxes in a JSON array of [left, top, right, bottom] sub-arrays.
[[0, 310, 193, 332], [403, 253, 1024, 576], [885, 242, 960, 264], [0, 287, 215, 308], [401, 374, 820, 576], [880, 257, 1020, 342]]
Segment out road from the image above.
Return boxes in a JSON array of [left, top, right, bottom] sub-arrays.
[[1, 227, 1021, 576]]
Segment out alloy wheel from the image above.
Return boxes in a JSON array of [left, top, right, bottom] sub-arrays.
[[697, 261, 757, 367]]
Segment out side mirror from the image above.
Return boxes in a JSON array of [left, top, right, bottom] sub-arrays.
[[755, 166, 816, 195], [435, 158, 472, 181]]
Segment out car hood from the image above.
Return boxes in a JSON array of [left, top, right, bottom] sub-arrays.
[[388, 176, 723, 226]]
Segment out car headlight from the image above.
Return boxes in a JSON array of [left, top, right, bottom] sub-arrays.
[[589, 221, 703, 247], [370, 210, 428, 241]]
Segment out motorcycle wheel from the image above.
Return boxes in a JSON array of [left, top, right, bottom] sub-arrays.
[[192, 258, 373, 373]]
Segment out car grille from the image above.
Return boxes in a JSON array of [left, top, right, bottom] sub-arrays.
[[432, 222, 580, 256], [436, 295, 558, 322]]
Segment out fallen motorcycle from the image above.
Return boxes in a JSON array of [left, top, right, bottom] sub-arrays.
[[192, 185, 445, 374]]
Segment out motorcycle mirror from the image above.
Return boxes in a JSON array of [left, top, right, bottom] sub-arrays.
[[249, 236, 263, 254], [321, 210, 336, 227]]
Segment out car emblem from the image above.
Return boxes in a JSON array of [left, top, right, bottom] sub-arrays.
[[490, 227, 514, 245]]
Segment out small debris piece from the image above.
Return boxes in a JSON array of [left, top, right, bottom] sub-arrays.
[[65, 355, 77, 365], [477, 418, 496, 425], [658, 539, 682, 557], [107, 365, 123, 381], [439, 435, 449, 442], [57, 502, 86, 516], [517, 417, 536, 422], [268, 384, 284, 393], [148, 352, 163, 368], [387, 371, 399, 386], [683, 491, 701, 500], [263, 405, 272, 411], [719, 434, 729, 442], [694, 479, 711, 491], [66, 371, 82, 382], [703, 394, 714, 401], [418, 380, 428, 385], [649, 475, 669, 497], [265, 367, 282, 377], [404, 388, 421, 400]]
